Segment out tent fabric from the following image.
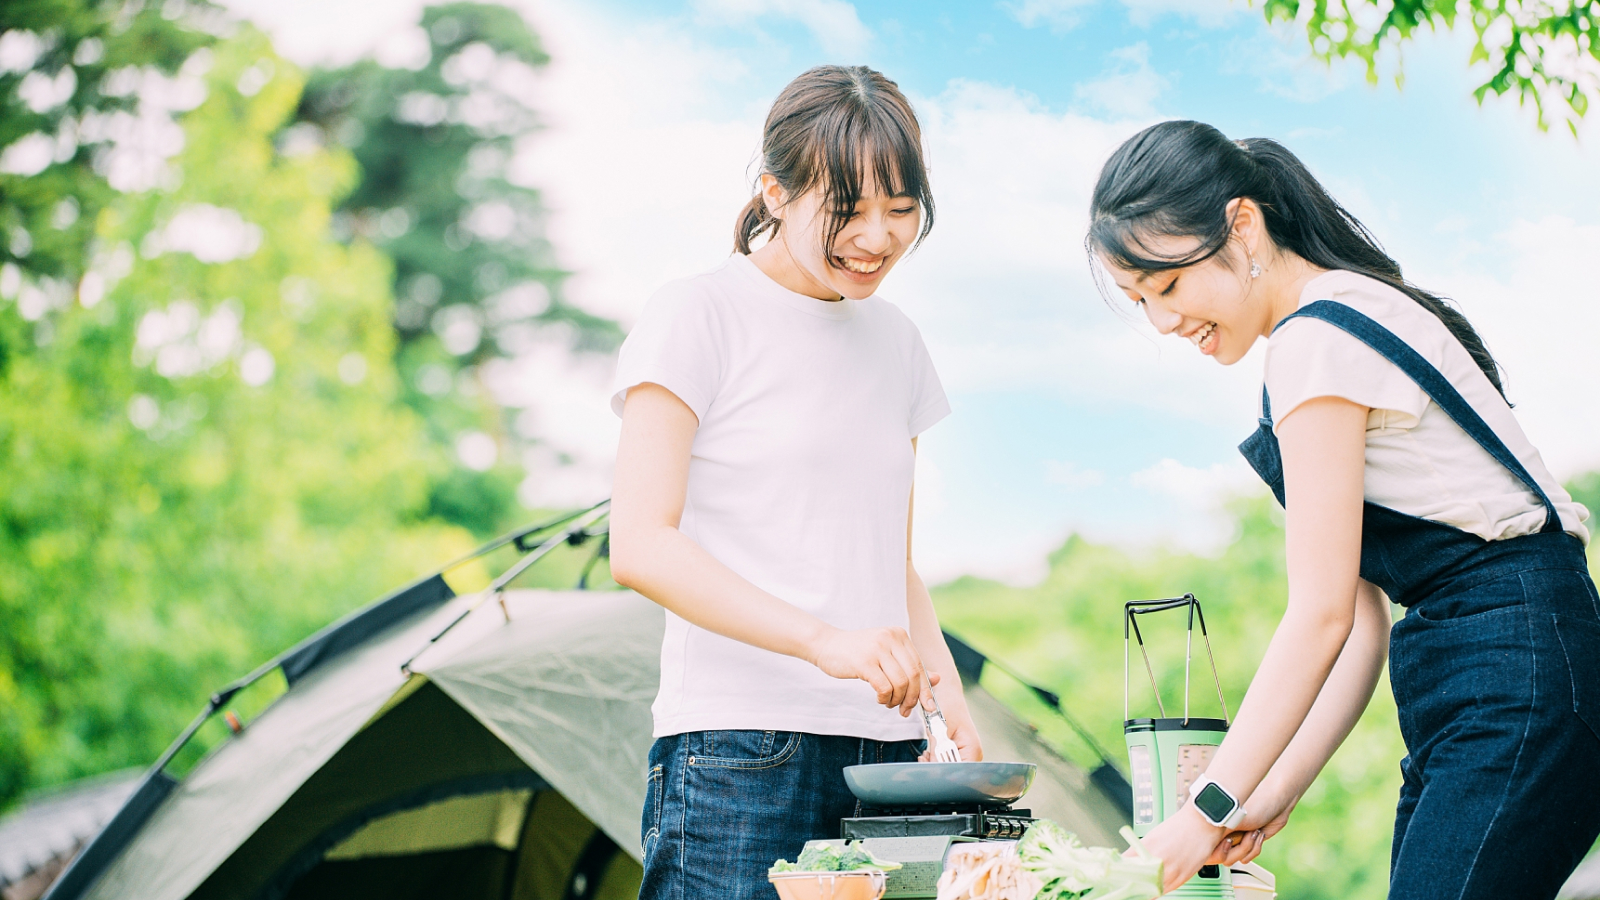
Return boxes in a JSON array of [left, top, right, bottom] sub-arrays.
[[279, 574, 456, 685], [418, 590, 664, 859], [61, 588, 1129, 900], [76, 593, 481, 900], [189, 684, 539, 900], [321, 788, 535, 859]]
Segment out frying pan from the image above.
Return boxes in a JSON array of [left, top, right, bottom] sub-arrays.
[[843, 761, 1037, 807]]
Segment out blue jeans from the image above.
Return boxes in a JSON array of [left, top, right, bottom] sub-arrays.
[[1388, 555, 1600, 900], [638, 730, 922, 900]]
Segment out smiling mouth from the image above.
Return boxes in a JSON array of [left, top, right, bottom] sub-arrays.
[[836, 255, 885, 275], [1188, 321, 1219, 355]]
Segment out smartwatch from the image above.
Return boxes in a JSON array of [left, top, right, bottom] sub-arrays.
[[1188, 776, 1247, 829]]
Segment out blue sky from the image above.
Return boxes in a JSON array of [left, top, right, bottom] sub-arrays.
[[237, 0, 1600, 582]]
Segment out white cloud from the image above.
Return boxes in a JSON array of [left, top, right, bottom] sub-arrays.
[[1005, 0, 1241, 31], [1128, 458, 1262, 554], [1121, 0, 1241, 28], [1003, 0, 1099, 31], [510, 1, 760, 325], [220, 0, 427, 66], [693, 0, 872, 58], [1045, 459, 1105, 489], [1073, 42, 1167, 118], [1429, 215, 1600, 478]]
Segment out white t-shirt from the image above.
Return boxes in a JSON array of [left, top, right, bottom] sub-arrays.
[[611, 253, 950, 740], [1264, 270, 1589, 543]]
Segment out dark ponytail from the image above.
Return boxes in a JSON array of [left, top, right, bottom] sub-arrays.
[[735, 195, 776, 254], [734, 65, 935, 259], [1089, 120, 1504, 395]]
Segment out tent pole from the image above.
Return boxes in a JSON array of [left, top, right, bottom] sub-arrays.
[[401, 505, 612, 673]]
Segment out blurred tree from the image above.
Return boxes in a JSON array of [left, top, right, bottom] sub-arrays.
[[1261, 0, 1600, 133], [0, 0, 215, 287], [292, 3, 622, 537], [0, 24, 473, 810]]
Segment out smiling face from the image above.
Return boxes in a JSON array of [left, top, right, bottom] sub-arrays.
[[1100, 198, 1292, 366], [751, 173, 922, 301], [1105, 245, 1268, 366]]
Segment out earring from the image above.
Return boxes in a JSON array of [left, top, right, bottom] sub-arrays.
[[1249, 258, 1263, 279]]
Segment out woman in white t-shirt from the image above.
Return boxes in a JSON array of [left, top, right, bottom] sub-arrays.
[[608, 66, 983, 900], [1088, 120, 1600, 899]]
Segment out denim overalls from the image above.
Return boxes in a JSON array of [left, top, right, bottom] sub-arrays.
[[1240, 300, 1600, 900]]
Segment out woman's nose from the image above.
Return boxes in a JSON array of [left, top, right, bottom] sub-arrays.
[[1143, 297, 1182, 334], [853, 215, 892, 254]]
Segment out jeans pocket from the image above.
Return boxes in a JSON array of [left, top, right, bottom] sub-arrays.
[[642, 763, 664, 858], [1553, 614, 1600, 742], [688, 730, 802, 770]]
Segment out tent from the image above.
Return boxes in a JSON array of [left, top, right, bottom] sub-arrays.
[[41, 512, 1130, 900]]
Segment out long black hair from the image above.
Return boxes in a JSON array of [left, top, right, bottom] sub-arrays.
[[735, 65, 935, 260], [1088, 120, 1503, 395]]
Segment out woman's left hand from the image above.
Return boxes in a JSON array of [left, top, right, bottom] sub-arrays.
[[1134, 804, 1228, 894]]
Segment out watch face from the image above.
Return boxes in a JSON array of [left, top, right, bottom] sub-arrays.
[[1193, 782, 1236, 823]]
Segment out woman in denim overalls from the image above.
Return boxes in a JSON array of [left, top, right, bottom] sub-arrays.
[[1088, 120, 1600, 899]]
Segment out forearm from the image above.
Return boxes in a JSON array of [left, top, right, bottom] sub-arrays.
[[1256, 580, 1390, 805], [1203, 396, 1370, 802], [1203, 601, 1351, 801], [611, 523, 832, 665]]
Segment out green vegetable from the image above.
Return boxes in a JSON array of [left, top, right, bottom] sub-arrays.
[[770, 841, 905, 874], [1014, 821, 1162, 900]]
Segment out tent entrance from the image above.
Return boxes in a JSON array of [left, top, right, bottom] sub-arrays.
[[188, 681, 641, 900], [287, 787, 638, 900]]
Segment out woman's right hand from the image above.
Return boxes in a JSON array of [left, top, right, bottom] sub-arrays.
[[810, 626, 928, 716]]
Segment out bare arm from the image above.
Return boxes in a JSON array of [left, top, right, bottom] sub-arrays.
[[609, 383, 931, 715], [1231, 578, 1389, 861], [1138, 395, 1371, 891], [904, 438, 984, 760]]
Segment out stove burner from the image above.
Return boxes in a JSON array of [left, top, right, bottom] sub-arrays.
[[843, 807, 1035, 841]]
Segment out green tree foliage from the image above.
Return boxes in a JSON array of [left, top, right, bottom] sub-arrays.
[[0, 0, 212, 284], [0, 25, 475, 809], [1262, 0, 1600, 133], [934, 490, 1599, 900], [293, 3, 622, 537]]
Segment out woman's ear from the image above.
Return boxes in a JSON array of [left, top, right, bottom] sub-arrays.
[[759, 173, 787, 222], [1227, 197, 1264, 258]]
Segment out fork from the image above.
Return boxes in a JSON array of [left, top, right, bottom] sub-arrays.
[[920, 675, 963, 763]]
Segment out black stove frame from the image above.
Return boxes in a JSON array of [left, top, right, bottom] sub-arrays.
[[842, 805, 1035, 840]]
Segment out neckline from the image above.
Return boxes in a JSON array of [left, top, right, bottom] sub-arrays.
[[728, 254, 859, 321]]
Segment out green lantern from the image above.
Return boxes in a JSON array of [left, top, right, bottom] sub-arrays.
[[1124, 594, 1235, 899]]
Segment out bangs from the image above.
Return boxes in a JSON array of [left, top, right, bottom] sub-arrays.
[[805, 96, 935, 255], [1088, 211, 1230, 275]]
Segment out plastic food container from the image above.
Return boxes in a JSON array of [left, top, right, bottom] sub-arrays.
[[767, 870, 888, 900], [1230, 862, 1277, 898]]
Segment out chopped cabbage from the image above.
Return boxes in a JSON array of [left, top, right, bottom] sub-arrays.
[[1014, 821, 1162, 900], [770, 841, 905, 874]]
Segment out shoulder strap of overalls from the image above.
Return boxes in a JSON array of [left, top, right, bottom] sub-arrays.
[[1273, 299, 1562, 534]]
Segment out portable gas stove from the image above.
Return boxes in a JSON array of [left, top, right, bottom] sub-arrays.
[[842, 801, 1035, 840], [811, 760, 1041, 898], [794, 802, 1037, 898]]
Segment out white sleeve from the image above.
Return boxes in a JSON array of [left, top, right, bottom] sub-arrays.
[[906, 324, 951, 437], [609, 281, 723, 422], [1264, 316, 1429, 433]]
